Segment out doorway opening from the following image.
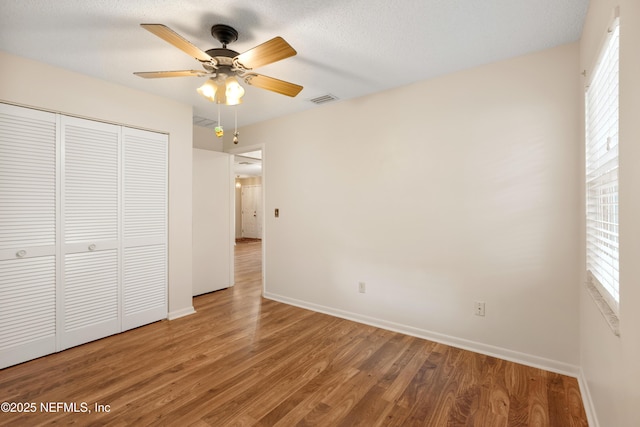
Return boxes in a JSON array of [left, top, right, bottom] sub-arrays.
[[232, 148, 264, 293]]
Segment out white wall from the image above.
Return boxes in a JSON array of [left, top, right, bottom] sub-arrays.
[[192, 149, 233, 295], [0, 50, 194, 318], [193, 124, 223, 152], [579, 1, 640, 426], [227, 43, 581, 370]]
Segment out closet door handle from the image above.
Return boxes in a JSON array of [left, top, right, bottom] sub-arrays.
[[16, 249, 27, 258], [88, 244, 96, 251]]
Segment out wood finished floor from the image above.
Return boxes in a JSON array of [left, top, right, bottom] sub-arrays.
[[0, 241, 587, 426]]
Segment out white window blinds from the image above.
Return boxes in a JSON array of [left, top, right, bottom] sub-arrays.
[[585, 19, 619, 313]]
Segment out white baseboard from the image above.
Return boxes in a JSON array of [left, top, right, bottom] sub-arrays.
[[167, 306, 196, 320], [577, 368, 599, 427], [263, 292, 581, 378]]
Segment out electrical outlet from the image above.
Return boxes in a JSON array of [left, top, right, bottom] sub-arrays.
[[358, 282, 366, 293], [474, 301, 485, 316]]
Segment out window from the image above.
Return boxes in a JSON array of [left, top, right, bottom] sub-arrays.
[[585, 18, 620, 316]]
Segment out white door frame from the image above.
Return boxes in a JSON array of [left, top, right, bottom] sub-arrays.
[[227, 143, 265, 294]]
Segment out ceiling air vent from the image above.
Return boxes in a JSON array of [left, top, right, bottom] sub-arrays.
[[309, 94, 339, 105], [193, 116, 218, 129]]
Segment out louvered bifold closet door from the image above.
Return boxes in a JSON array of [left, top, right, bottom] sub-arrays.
[[0, 103, 57, 369], [59, 116, 121, 350], [122, 127, 167, 330]]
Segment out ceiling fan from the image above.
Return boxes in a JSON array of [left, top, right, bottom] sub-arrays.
[[134, 23, 303, 104]]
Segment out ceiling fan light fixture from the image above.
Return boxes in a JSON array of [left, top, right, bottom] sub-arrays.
[[197, 75, 244, 105], [225, 76, 245, 104], [215, 80, 227, 104], [197, 78, 217, 101], [225, 95, 243, 106]]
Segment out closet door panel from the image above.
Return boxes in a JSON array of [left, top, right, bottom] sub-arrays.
[[60, 250, 119, 349], [0, 103, 57, 368], [59, 116, 121, 350], [122, 244, 166, 330], [62, 119, 119, 244], [0, 104, 56, 256], [0, 256, 56, 369], [123, 127, 167, 245], [122, 127, 167, 330]]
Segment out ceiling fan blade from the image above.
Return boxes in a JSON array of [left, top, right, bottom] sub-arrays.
[[134, 70, 207, 78], [243, 74, 303, 97], [235, 37, 296, 70], [141, 24, 212, 62]]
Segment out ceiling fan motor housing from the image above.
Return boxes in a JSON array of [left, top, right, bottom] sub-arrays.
[[205, 48, 239, 59], [208, 25, 240, 71], [211, 24, 238, 47]]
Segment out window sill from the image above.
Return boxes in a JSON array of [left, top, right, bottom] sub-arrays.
[[586, 281, 620, 337]]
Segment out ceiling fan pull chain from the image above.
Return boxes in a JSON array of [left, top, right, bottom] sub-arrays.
[[234, 106, 239, 144], [215, 103, 224, 138]]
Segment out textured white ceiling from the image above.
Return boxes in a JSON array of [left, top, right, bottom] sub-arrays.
[[0, 0, 589, 128]]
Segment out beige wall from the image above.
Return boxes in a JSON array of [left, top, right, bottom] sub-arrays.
[[228, 43, 581, 371], [193, 124, 223, 152], [0, 50, 194, 318], [579, 1, 640, 426], [192, 149, 233, 295]]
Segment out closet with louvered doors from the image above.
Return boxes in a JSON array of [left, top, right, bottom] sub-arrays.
[[0, 103, 168, 368]]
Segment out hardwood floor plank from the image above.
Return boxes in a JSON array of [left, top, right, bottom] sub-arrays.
[[0, 241, 588, 426], [372, 402, 411, 427], [110, 314, 331, 425], [256, 326, 381, 426], [404, 345, 464, 425], [441, 351, 486, 425], [294, 330, 412, 425], [565, 377, 589, 426], [527, 369, 551, 426], [201, 319, 360, 425], [336, 384, 389, 426], [381, 339, 436, 403], [505, 359, 532, 426], [485, 358, 510, 425], [547, 372, 589, 427], [262, 367, 361, 427]]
